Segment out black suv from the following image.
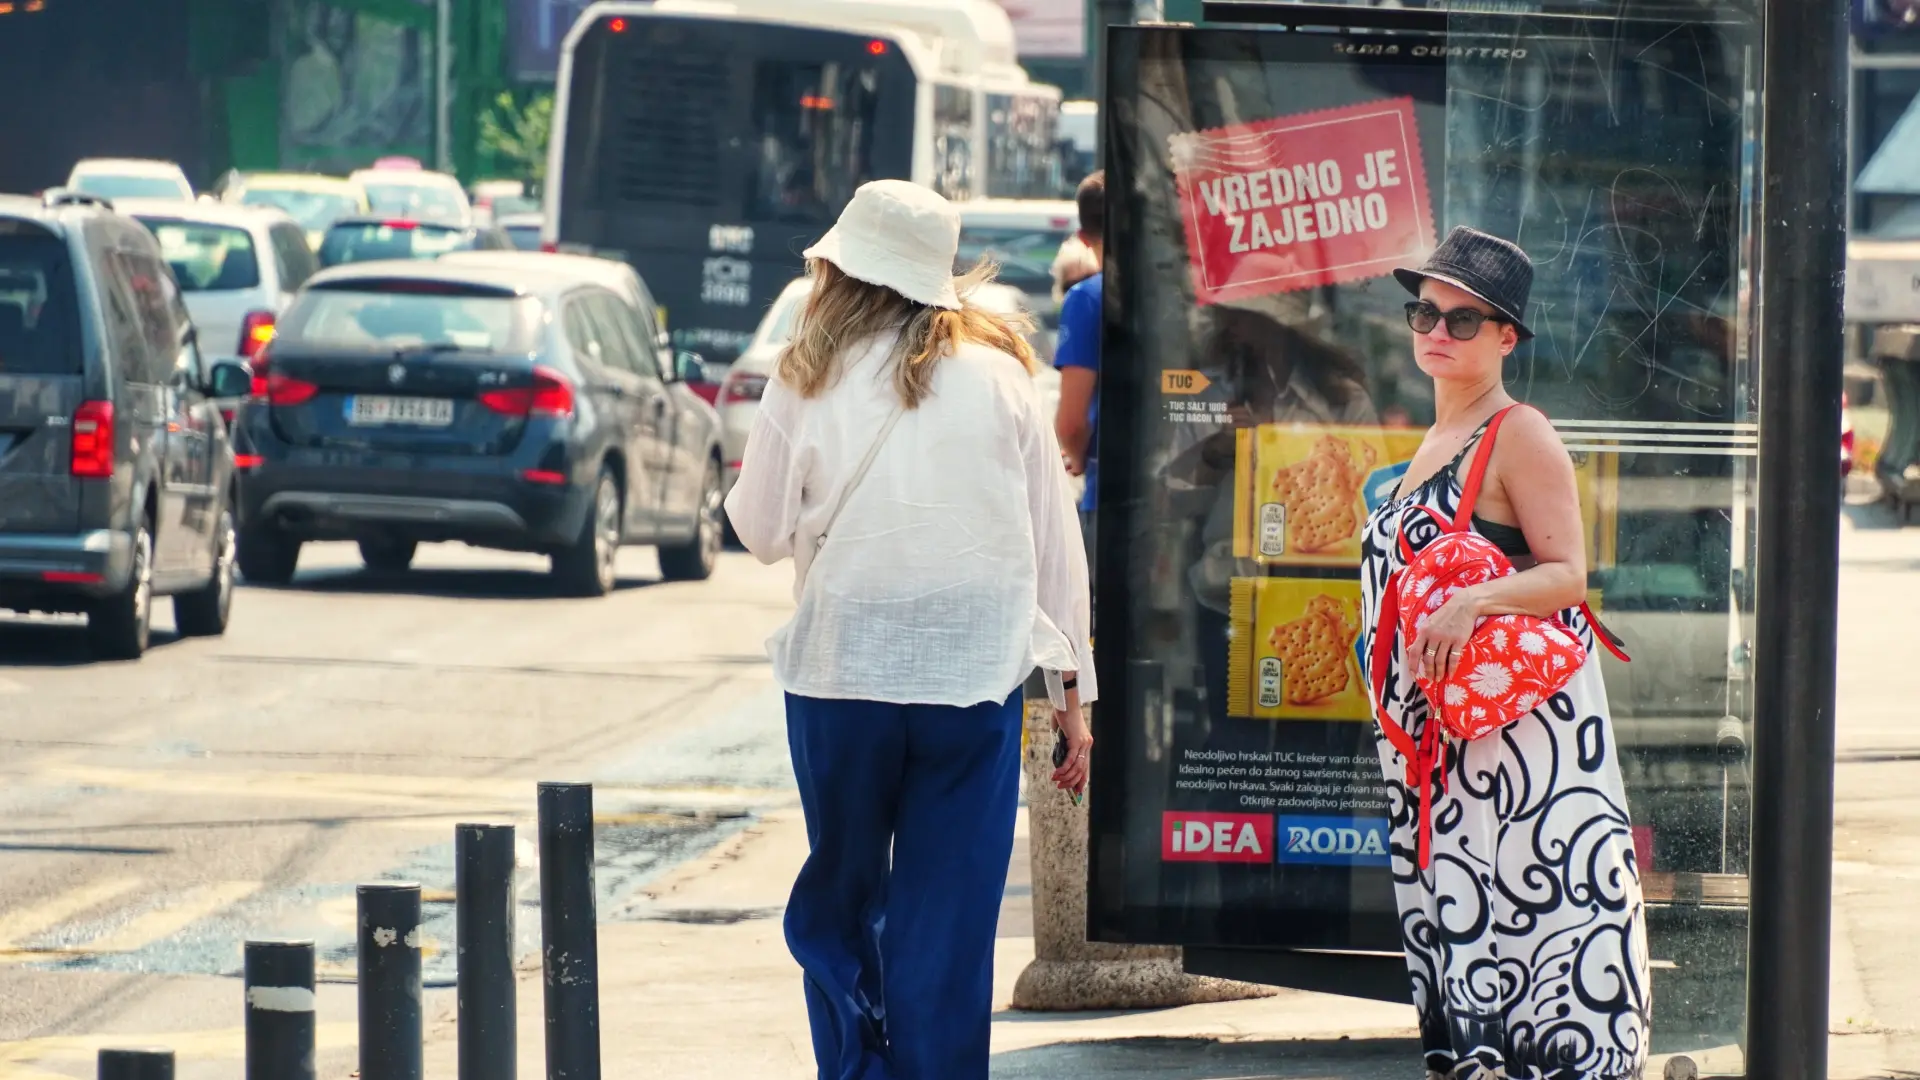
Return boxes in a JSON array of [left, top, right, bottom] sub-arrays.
[[233, 260, 726, 594], [0, 191, 253, 658]]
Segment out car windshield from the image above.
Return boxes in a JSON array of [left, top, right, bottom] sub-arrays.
[[137, 219, 261, 291], [757, 285, 812, 349], [242, 188, 361, 231], [72, 174, 190, 200], [489, 196, 542, 217], [280, 288, 541, 353], [319, 222, 473, 267], [955, 224, 1074, 297], [362, 182, 468, 222], [0, 231, 82, 375], [503, 225, 543, 251]]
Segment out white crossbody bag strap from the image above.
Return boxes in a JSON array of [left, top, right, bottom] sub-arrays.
[[816, 404, 906, 552]]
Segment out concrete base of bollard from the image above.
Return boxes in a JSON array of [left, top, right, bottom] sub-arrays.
[[1012, 693, 1277, 1012]]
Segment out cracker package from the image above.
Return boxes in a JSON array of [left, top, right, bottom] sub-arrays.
[[1233, 425, 1424, 568], [1227, 578, 1370, 721]]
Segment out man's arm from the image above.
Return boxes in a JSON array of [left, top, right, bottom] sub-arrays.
[[1055, 367, 1097, 474]]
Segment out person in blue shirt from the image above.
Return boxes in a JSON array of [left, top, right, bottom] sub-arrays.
[[1054, 170, 1104, 558]]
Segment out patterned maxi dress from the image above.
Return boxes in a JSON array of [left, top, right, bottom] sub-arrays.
[[1357, 420, 1652, 1080]]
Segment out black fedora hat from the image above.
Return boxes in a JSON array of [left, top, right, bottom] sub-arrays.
[[1394, 226, 1534, 340]]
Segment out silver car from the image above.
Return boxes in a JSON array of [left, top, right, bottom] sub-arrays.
[[717, 276, 1059, 494], [115, 199, 318, 363]]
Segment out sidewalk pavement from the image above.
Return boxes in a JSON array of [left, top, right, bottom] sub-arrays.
[[421, 801, 1432, 1080]]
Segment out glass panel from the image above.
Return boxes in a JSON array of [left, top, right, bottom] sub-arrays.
[[137, 220, 261, 293], [0, 232, 82, 375], [933, 84, 976, 202], [747, 60, 883, 224], [1096, 13, 1756, 1067]]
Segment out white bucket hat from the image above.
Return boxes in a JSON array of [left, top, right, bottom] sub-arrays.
[[803, 179, 963, 310]]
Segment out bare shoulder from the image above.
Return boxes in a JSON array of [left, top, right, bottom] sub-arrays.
[[1495, 405, 1569, 464]]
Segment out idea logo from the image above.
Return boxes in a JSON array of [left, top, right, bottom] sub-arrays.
[[1276, 815, 1392, 867], [1162, 812, 1275, 863]]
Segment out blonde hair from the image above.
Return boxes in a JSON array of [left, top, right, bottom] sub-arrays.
[[775, 259, 1036, 409], [1052, 235, 1100, 303]]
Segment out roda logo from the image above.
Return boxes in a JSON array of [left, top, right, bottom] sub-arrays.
[[1160, 812, 1274, 863], [1276, 815, 1391, 867]]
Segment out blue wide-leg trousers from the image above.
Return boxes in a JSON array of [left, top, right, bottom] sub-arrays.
[[783, 689, 1023, 1080]]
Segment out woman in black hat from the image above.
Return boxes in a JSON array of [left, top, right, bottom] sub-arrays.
[[1357, 227, 1650, 1080]]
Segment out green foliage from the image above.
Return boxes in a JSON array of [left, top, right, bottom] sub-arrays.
[[479, 90, 553, 186]]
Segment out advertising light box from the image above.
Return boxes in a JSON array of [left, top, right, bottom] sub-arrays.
[[1092, 10, 1758, 1053]]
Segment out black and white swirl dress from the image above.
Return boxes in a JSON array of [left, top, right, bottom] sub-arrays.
[[1358, 422, 1652, 1080]]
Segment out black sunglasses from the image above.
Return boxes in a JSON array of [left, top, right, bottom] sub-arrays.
[[1405, 300, 1505, 341]]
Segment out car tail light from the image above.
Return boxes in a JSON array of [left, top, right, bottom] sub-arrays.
[[234, 453, 264, 469], [521, 468, 567, 485], [71, 400, 114, 478], [266, 371, 319, 406], [540, 240, 558, 253], [479, 366, 575, 418], [721, 371, 768, 404], [43, 571, 104, 584], [238, 310, 276, 360]]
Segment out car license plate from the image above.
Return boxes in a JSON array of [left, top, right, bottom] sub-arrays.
[[346, 396, 455, 427]]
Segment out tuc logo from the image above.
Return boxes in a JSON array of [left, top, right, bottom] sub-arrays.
[[1161, 812, 1275, 863], [1276, 815, 1392, 867]]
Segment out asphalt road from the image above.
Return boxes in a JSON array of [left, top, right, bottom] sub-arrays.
[[0, 541, 801, 1079], [4, 509, 1920, 1080]]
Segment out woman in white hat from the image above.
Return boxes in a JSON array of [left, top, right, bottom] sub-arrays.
[[724, 179, 1096, 1079]]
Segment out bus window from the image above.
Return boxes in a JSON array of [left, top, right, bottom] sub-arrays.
[[986, 93, 1064, 199], [934, 83, 976, 201], [749, 62, 882, 224]]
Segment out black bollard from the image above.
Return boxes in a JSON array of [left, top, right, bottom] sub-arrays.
[[538, 781, 600, 1080], [358, 882, 423, 1080], [97, 1048, 173, 1080], [245, 939, 316, 1080], [457, 823, 517, 1080]]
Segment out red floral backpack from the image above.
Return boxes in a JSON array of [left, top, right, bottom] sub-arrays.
[[1368, 405, 1630, 868]]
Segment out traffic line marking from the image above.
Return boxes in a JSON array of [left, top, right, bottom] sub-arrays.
[[0, 1021, 357, 1070], [0, 881, 257, 965], [0, 878, 142, 952], [36, 763, 780, 811], [73, 880, 260, 955]]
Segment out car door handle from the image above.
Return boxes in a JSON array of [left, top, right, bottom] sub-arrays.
[[604, 384, 627, 398]]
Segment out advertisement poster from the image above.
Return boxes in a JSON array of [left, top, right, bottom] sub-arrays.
[[1172, 98, 1437, 304], [1094, 17, 1752, 966]]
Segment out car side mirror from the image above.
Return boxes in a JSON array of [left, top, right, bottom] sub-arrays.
[[207, 359, 254, 399], [675, 350, 710, 383]]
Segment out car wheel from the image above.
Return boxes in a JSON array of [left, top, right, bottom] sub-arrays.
[[553, 467, 621, 597], [359, 538, 418, 574], [659, 458, 723, 583], [175, 505, 236, 637], [88, 518, 154, 660], [238, 523, 301, 586]]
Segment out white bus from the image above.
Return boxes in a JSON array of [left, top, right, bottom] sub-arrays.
[[544, 0, 1068, 363]]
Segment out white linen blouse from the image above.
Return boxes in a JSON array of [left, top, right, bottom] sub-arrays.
[[723, 332, 1097, 710]]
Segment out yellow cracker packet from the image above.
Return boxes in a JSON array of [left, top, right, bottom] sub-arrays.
[[1226, 577, 1370, 721], [1233, 425, 1424, 568]]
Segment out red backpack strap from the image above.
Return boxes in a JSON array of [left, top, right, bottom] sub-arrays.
[[1452, 404, 1521, 530], [1581, 601, 1632, 663]]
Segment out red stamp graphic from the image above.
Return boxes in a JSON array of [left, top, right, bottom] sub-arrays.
[[1171, 98, 1436, 304]]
